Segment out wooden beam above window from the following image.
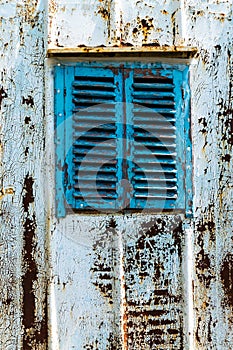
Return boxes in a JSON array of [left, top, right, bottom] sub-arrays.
[[47, 46, 198, 59]]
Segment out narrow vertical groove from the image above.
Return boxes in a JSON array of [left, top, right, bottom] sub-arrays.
[[49, 281, 60, 350], [112, 0, 122, 45], [180, 0, 187, 44], [119, 231, 128, 350], [185, 223, 194, 350]]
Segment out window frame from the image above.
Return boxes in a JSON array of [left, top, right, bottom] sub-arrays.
[[54, 60, 192, 217]]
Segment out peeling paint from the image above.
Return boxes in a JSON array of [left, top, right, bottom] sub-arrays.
[[22, 95, 34, 107], [0, 0, 233, 349]]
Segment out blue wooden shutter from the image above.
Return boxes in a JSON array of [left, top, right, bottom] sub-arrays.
[[55, 63, 191, 217]]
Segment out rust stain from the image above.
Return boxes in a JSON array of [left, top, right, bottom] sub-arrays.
[[198, 117, 208, 134], [48, 0, 57, 44], [22, 175, 48, 349], [22, 95, 34, 107], [0, 187, 14, 200], [196, 249, 212, 287], [83, 340, 99, 349], [0, 86, 7, 110], [97, 0, 111, 39], [171, 11, 177, 46], [221, 253, 233, 307], [91, 218, 117, 304], [132, 17, 154, 43], [222, 153, 231, 162], [97, 7, 109, 21], [196, 10, 205, 16], [18, 1, 39, 24], [23, 175, 34, 211], [25, 116, 31, 125], [195, 219, 215, 287], [195, 316, 202, 344]]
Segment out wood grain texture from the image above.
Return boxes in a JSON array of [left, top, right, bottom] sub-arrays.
[[0, 1, 47, 349]]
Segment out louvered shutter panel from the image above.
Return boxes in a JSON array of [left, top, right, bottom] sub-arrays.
[[71, 67, 124, 210], [55, 66, 124, 215], [55, 63, 191, 216], [126, 68, 186, 210]]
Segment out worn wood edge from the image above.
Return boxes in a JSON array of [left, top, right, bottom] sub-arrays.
[[47, 46, 198, 58]]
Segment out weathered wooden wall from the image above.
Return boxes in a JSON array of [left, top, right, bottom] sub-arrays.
[[0, 0, 232, 349], [0, 1, 47, 349]]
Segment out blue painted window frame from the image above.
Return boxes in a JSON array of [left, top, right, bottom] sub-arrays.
[[54, 61, 192, 217]]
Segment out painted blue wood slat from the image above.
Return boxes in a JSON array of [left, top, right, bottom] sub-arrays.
[[64, 66, 75, 211], [54, 64, 66, 217], [182, 67, 193, 217], [173, 68, 186, 210]]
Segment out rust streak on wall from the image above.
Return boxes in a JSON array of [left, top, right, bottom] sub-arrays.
[[221, 253, 233, 308], [22, 174, 48, 350]]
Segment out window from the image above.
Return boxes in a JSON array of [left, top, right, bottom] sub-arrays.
[[54, 62, 192, 217]]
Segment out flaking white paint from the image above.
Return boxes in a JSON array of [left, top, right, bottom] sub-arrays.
[[0, 0, 232, 349]]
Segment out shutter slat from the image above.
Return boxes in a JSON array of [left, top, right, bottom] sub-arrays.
[[133, 83, 174, 90], [134, 124, 175, 131], [74, 133, 116, 140], [74, 183, 117, 190], [132, 91, 175, 98], [73, 81, 115, 88], [74, 175, 117, 182], [73, 97, 116, 104], [133, 98, 175, 106], [133, 167, 177, 173], [133, 173, 177, 180], [133, 107, 176, 115], [134, 150, 177, 156], [74, 123, 116, 131], [134, 131, 176, 138], [73, 107, 116, 114], [133, 184, 177, 190], [74, 140, 116, 147], [73, 159, 117, 165], [74, 167, 117, 173], [73, 150, 116, 157], [134, 114, 175, 122], [134, 194, 177, 199], [73, 90, 116, 98]]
